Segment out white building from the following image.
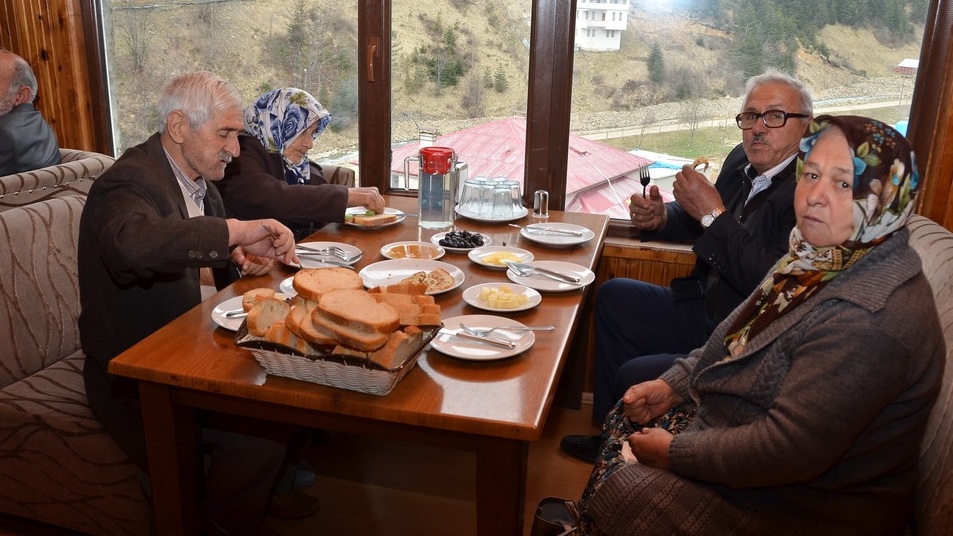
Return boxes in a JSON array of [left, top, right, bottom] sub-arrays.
[[575, 0, 629, 51]]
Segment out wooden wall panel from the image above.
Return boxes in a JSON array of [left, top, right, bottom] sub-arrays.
[[1, 0, 108, 153], [908, 0, 953, 230]]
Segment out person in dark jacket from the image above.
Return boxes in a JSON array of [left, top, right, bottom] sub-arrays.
[[562, 70, 813, 463], [576, 114, 944, 536], [218, 87, 383, 241], [0, 48, 60, 175], [79, 71, 306, 535]]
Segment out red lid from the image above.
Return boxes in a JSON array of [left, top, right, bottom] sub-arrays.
[[420, 146, 455, 174]]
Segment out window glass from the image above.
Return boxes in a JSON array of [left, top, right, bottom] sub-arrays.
[[388, 0, 531, 193], [103, 0, 359, 173], [567, 0, 924, 220]]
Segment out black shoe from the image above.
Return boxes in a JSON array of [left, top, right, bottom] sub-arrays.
[[560, 434, 601, 464], [269, 489, 320, 520]]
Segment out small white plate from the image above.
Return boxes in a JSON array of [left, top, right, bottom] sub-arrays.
[[505, 260, 595, 292], [295, 241, 363, 268], [431, 231, 492, 253], [431, 314, 535, 360], [380, 241, 445, 260], [468, 246, 534, 271], [279, 276, 295, 295], [211, 293, 294, 331], [359, 259, 465, 295], [518, 223, 595, 248], [455, 205, 529, 223], [344, 207, 406, 229], [462, 283, 541, 312]]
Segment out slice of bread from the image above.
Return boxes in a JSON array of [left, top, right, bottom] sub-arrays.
[[368, 282, 428, 295], [368, 326, 424, 369], [352, 213, 398, 227], [293, 267, 363, 302], [264, 321, 324, 355], [311, 313, 390, 351], [247, 297, 292, 337], [424, 268, 455, 292], [242, 287, 276, 312], [316, 289, 400, 334], [286, 299, 336, 346]]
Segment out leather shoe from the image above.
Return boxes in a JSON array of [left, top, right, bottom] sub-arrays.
[[560, 434, 601, 464], [269, 489, 320, 520]]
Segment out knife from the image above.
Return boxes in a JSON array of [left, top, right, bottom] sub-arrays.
[[443, 330, 517, 349], [505, 260, 582, 284], [509, 223, 586, 236]]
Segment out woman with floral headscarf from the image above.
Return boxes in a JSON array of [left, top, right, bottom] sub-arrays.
[[566, 116, 945, 536], [219, 88, 384, 240]]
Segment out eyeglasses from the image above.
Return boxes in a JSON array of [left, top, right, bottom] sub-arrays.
[[735, 110, 810, 130]]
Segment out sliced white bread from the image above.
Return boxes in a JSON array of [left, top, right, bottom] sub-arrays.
[[287, 299, 337, 346], [293, 267, 364, 302], [264, 321, 324, 355], [352, 213, 398, 227], [311, 313, 390, 351], [242, 287, 276, 312], [247, 297, 292, 337], [316, 289, 400, 334]]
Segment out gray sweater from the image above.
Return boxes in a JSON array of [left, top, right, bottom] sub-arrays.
[[589, 228, 946, 536]]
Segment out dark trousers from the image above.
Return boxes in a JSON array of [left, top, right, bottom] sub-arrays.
[[591, 278, 714, 422]]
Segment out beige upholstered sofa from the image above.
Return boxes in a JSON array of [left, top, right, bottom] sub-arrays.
[[0, 148, 114, 212], [907, 215, 953, 536], [0, 197, 151, 532]]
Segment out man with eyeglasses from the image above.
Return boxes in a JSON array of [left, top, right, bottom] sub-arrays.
[[562, 70, 812, 463]]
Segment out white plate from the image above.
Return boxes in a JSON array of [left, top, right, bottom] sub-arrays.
[[380, 241, 445, 260], [462, 283, 542, 312], [211, 293, 294, 331], [518, 223, 595, 248], [359, 259, 465, 295], [431, 314, 535, 360], [296, 241, 363, 268], [279, 276, 295, 295], [468, 246, 534, 271], [505, 260, 595, 292], [430, 231, 492, 253], [454, 205, 529, 223], [344, 207, 406, 229]]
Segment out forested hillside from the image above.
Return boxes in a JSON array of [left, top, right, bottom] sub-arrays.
[[106, 0, 926, 156]]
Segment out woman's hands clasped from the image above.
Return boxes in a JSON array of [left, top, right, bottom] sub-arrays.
[[622, 379, 684, 469]]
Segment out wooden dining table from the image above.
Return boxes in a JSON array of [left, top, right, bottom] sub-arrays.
[[108, 195, 608, 536]]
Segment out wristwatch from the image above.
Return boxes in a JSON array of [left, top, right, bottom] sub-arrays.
[[701, 206, 726, 228]]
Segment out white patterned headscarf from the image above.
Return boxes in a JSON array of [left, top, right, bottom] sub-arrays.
[[243, 88, 331, 185]]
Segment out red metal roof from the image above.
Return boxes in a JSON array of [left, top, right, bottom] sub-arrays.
[[390, 117, 652, 195]]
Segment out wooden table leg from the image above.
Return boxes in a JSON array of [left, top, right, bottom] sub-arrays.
[[139, 382, 201, 535], [475, 436, 527, 536]]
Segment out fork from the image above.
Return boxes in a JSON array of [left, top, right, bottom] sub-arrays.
[[296, 244, 362, 262], [639, 165, 651, 197], [459, 323, 555, 337]]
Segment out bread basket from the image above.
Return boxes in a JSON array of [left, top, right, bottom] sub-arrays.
[[235, 322, 439, 396]]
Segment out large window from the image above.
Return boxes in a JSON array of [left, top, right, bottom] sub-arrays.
[[100, 0, 927, 221]]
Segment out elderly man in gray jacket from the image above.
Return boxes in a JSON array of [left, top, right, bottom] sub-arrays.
[[0, 48, 60, 175]]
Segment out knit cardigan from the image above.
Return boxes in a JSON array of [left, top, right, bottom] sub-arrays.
[[588, 228, 946, 536]]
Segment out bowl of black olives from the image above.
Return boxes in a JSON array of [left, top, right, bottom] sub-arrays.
[[431, 230, 492, 253]]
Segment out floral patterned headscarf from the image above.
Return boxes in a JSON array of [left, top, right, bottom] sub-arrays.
[[243, 88, 331, 185], [724, 115, 920, 357]]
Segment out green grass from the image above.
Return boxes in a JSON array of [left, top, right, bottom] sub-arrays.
[[597, 104, 911, 164]]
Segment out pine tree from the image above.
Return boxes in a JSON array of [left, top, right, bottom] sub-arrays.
[[647, 42, 665, 85]]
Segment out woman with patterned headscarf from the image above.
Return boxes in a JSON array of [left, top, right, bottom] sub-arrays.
[[567, 116, 945, 536], [219, 88, 384, 240]]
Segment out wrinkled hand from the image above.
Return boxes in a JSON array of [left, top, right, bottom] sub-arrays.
[[627, 427, 673, 469], [629, 186, 667, 231], [671, 164, 724, 221], [622, 379, 683, 424], [347, 187, 386, 214], [229, 247, 276, 276], [226, 219, 298, 265]]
